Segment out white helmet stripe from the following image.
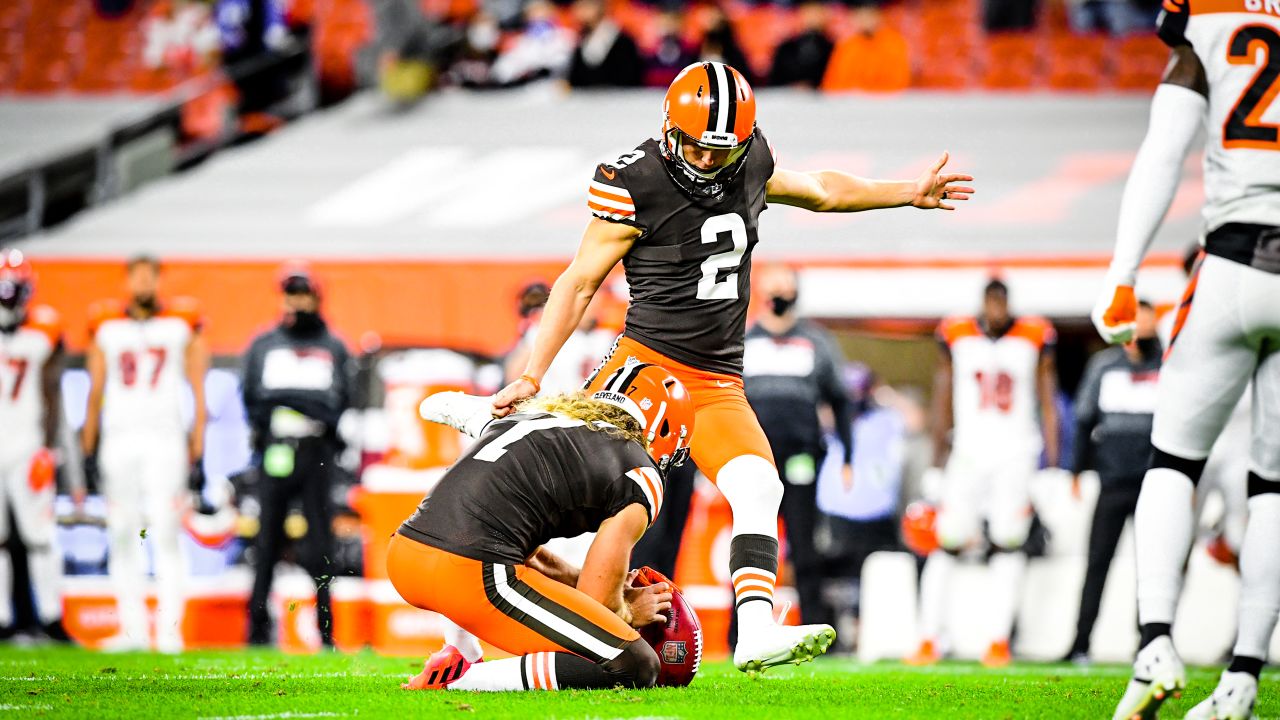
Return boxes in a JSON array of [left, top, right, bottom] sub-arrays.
[[710, 62, 730, 134]]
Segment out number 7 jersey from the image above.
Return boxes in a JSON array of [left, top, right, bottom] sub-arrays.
[[1159, 0, 1280, 232], [89, 299, 202, 437], [587, 130, 777, 376]]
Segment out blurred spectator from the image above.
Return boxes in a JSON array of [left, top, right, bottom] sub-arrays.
[[216, 0, 292, 118], [490, 0, 576, 87], [769, 0, 834, 88], [373, 0, 462, 103], [821, 5, 910, 93], [241, 265, 353, 646], [143, 0, 221, 73], [643, 9, 696, 87], [1067, 0, 1159, 35], [445, 11, 502, 88], [984, 0, 1038, 31], [818, 366, 906, 625], [698, 5, 756, 85], [1064, 301, 1161, 663], [568, 0, 643, 87], [743, 264, 853, 627]]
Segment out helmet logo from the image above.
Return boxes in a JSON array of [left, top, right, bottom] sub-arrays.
[[640, 398, 653, 411]]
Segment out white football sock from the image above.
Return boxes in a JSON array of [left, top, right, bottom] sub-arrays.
[[443, 618, 485, 663], [718, 455, 784, 634], [449, 653, 559, 691], [988, 551, 1026, 643], [27, 544, 64, 625], [1233, 494, 1280, 660], [0, 550, 12, 627], [1135, 467, 1195, 625], [918, 550, 954, 641]]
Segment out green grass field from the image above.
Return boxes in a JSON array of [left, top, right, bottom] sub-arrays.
[[3, 645, 1279, 719]]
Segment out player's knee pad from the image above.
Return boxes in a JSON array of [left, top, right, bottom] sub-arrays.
[[602, 638, 659, 689], [935, 508, 977, 551], [987, 513, 1032, 551], [1150, 448, 1208, 486], [1247, 471, 1280, 497], [717, 454, 783, 536]]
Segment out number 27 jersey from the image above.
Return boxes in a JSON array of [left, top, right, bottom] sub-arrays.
[[1159, 0, 1280, 232], [587, 131, 777, 376]]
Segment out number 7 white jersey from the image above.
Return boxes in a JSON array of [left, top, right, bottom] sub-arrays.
[[89, 299, 201, 437], [939, 316, 1056, 453], [0, 305, 60, 456], [1159, 0, 1280, 231]]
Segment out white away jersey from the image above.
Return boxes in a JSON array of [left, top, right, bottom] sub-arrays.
[[1159, 0, 1280, 231], [939, 316, 1056, 452], [0, 305, 60, 454], [90, 299, 201, 436]]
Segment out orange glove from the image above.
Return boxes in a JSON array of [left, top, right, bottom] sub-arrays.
[[1091, 284, 1138, 344], [28, 447, 55, 493]]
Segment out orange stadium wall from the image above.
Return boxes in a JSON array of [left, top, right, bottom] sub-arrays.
[[31, 259, 577, 356]]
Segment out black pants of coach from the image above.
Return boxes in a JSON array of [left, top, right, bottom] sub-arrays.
[[248, 436, 337, 646], [1070, 478, 1143, 657], [776, 445, 829, 627]]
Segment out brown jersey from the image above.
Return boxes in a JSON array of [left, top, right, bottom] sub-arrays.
[[587, 131, 777, 376], [398, 411, 664, 565]]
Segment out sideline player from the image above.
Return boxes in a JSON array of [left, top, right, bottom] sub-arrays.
[[390, 362, 691, 691], [1089, 0, 1280, 716], [491, 60, 974, 671], [907, 278, 1059, 667], [82, 256, 208, 652], [0, 249, 67, 639]]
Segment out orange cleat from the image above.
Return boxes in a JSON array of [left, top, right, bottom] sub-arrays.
[[981, 640, 1012, 668], [904, 639, 941, 666], [402, 645, 471, 690]]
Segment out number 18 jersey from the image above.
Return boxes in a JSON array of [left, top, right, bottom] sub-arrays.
[[939, 316, 1056, 454], [587, 131, 777, 376], [1159, 0, 1280, 233], [90, 299, 201, 437]]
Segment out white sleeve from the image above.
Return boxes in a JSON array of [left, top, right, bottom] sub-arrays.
[[1108, 83, 1207, 286]]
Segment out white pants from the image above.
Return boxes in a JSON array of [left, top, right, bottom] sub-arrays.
[[937, 443, 1039, 550], [1152, 255, 1280, 481], [100, 431, 189, 646], [0, 443, 62, 626]]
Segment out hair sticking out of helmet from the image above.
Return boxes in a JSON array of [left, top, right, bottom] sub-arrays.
[[661, 61, 758, 198], [592, 360, 695, 475]]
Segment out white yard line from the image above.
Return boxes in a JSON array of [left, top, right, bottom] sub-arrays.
[[197, 713, 349, 720]]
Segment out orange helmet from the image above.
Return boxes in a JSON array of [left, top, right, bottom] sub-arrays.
[[592, 361, 694, 475], [901, 501, 940, 557], [661, 61, 757, 198], [0, 248, 34, 327]]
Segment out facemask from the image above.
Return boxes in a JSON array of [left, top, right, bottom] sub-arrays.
[[769, 295, 797, 316], [1136, 336, 1162, 361], [286, 310, 324, 334]]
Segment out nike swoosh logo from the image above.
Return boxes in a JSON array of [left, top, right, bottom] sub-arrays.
[[599, 165, 616, 180], [716, 380, 734, 388]]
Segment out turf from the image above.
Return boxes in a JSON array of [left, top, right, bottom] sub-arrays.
[[4, 645, 1279, 719]]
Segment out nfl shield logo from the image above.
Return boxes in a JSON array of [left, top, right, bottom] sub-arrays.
[[662, 641, 687, 664]]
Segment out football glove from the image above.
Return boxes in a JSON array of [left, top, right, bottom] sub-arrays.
[[1091, 283, 1138, 345], [27, 447, 56, 493]]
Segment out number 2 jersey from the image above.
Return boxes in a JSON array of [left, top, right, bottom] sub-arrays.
[[398, 411, 664, 565], [1159, 0, 1280, 239], [938, 316, 1056, 454], [0, 306, 60, 458], [587, 131, 777, 376], [89, 299, 201, 438]]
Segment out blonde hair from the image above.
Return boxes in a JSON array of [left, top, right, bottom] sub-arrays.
[[519, 392, 646, 447]]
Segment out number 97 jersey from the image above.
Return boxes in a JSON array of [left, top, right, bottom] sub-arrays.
[[940, 316, 1056, 454], [587, 131, 778, 377], [90, 299, 202, 437], [1159, 0, 1280, 232]]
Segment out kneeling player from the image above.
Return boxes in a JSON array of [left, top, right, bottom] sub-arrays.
[[388, 361, 693, 691]]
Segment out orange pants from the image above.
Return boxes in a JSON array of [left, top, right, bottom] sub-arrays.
[[585, 335, 775, 482], [386, 533, 638, 662]]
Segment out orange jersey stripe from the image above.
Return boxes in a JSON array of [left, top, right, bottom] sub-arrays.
[[588, 187, 633, 206], [588, 201, 634, 216]]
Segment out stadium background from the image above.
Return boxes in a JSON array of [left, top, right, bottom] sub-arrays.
[[0, 0, 1255, 671]]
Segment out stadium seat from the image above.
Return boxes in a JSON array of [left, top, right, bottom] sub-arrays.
[[1046, 34, 1108, 91], [1112, 34, 1169, 91], [981, 33, 1039, 90]]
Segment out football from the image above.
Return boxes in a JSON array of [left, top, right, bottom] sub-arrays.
[[633, 567, 703, 687]]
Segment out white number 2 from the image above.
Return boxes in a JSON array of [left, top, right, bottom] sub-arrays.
[[697, 213, 748, 301], [474, 416, 584, 462]]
